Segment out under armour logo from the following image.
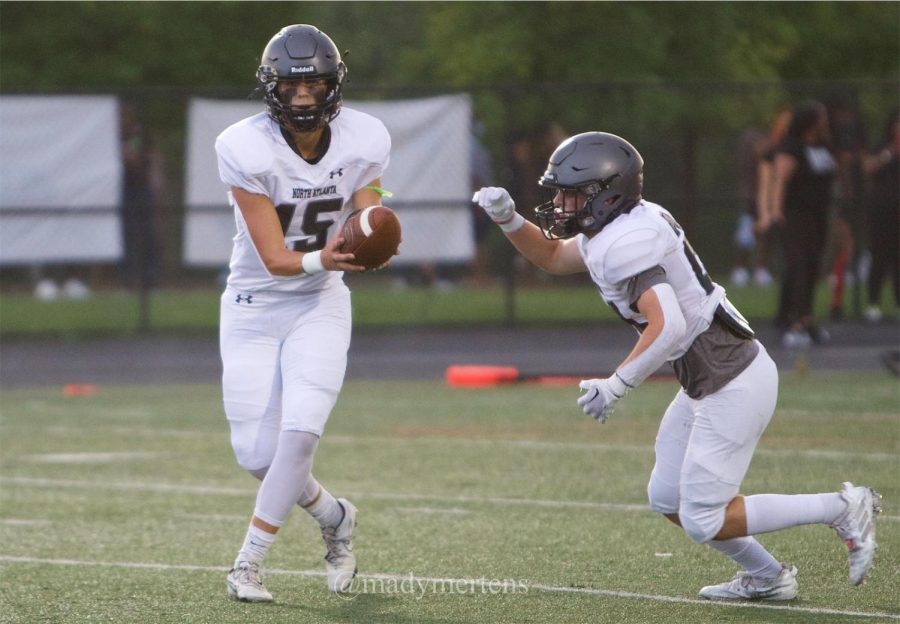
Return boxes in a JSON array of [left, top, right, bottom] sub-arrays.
[[235, 294, 253, 304], [329, 168, 344, 179]]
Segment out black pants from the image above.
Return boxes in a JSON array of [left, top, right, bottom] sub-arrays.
[[867, 200, 900, 306], [778, 208, 828, 327]]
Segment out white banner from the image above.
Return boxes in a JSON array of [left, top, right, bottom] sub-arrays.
[[183, 95, 474, 266], [0, 96, 122, 264]]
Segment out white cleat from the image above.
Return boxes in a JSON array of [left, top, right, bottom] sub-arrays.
[[832, 482, 882, 585], [322, 498, 358, 592], [226, 561, 273, 602], [699, 565, 798, 601]]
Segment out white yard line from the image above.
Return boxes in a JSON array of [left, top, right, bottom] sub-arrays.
[[20, 401, 152, 419], [0, 476, 250, 497], [0, 555, 896, 620], [0, 476, 646, 512], [346, 490, 649, 512], [8, 425, 894, 462], [23, 451, 160, 464], [1, 476, 895, 521], [396, 506, 471, 515], [176, 513, 249, 522], [326, 434, 899, 462], [0, 519, 51, 526]]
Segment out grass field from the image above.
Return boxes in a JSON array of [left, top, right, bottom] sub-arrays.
[[3, 279, 893, 336], [1, 374, 898, 623]]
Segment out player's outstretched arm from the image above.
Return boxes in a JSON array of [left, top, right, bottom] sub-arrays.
[[473, 186, 585, 275]]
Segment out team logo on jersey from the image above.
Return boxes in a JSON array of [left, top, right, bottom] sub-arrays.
[[235, 294, 253, 304], [292, 184, 338, 199], [329, 168, 344, 179]]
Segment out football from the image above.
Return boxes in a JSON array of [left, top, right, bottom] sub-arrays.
[[339, 206, 402, 269]]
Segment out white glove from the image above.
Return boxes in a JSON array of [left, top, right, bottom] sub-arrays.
[[472, 187, 524, 232], [577, 375, 630, 423]]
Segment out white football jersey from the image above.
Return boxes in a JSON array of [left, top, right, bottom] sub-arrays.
[[577, 200, 726, 360], [216, 108, 391, 292]]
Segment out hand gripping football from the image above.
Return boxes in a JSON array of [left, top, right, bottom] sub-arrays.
[[339, 206, 402, 269]]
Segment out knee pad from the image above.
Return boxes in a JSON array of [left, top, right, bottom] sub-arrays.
[[281, 386, 339, 436], [647, 471, 680, 515], [225, 401, 279, 472], [679, 499, 727, 544]]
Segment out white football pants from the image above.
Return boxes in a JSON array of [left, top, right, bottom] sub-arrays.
[[220, 284, 352, 471], [646, 342, 779, 543]]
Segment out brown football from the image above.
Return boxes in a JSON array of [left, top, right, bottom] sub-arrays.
[[338, 206, 402, 269]]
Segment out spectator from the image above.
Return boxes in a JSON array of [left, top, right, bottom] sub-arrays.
[[469, 120, 496, 285], [753, 107, 793, 287], [732, 112, 789, 288], [861, 109, 900, 323], [827, 98, 868, 320], [32, 269, 91, 301], [731, 126, 766, 287], [770, 100, 836, 347], [505, 122, 567, 282], [120, 103, 164, 289]]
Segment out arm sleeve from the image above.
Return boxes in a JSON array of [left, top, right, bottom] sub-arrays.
[[616, 282, 687, 388]]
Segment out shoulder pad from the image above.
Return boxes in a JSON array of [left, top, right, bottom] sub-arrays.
[[339, 108, 391, 165], [602, 221, 670, 284], [215, 117, 275, 177]]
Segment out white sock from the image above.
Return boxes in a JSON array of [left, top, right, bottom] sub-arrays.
[[708, 536, 783, 579], [301, 480, 344, 528], [744, 492, 847, 535], [235, 523, 276, 567]]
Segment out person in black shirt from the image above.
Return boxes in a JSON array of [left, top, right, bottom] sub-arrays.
[[770, 101, 836, 347], [862, 110, 899, 325]]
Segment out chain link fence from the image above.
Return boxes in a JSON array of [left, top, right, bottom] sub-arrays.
[[1, 80, 896, 329]]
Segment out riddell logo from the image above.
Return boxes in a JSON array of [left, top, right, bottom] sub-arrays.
[[290, 65, 316, 74]]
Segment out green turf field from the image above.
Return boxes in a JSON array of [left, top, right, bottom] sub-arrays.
[[4, 279, 893, 336], [1, 374, 897, 623]]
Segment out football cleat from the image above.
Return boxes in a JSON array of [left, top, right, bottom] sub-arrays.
[[322, 498, 358, 592], [226, 561, 273, 602], [699, 564, 798, 601], [832, 482, 882, 585]]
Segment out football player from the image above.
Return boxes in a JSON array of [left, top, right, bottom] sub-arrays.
[[216, 24, 391, 601], [474, 132, 881, 601]]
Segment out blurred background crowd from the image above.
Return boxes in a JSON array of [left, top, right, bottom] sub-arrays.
[[0, 2, 897, 341]]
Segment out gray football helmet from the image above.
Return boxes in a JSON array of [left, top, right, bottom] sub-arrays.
[[256, 24, 347, 132], [535, 132, 644, 239]]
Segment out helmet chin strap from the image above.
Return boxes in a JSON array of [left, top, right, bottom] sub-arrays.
[[579, 194, 603, 232], [580, 193, 637, 234]]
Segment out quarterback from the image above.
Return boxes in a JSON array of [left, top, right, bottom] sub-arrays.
[[474, 132, 880, 600], [216, 24, 390, 601]]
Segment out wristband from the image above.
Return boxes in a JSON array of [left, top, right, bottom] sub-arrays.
[[301, 250, 325, 275], [497, 212, 526, 233], [363, 185, 393, 198], [608, 372, 632, 398]]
